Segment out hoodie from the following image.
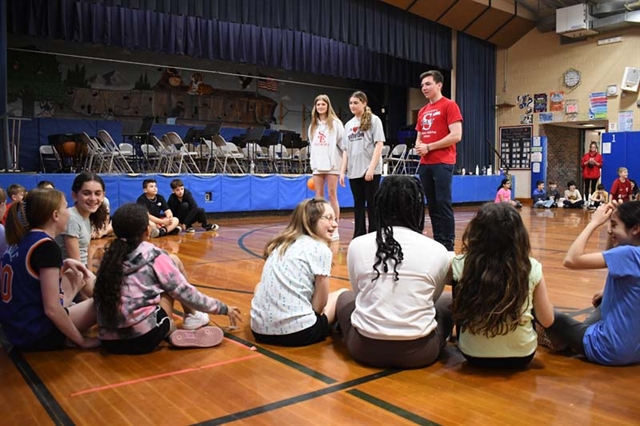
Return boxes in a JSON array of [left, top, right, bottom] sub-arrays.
[[98, 241, 228, 340]]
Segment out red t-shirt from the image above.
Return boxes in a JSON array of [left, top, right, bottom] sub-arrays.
[[415, 97, 463, 165], [610, 178, 631, 202], [581, 152, 603, 180]]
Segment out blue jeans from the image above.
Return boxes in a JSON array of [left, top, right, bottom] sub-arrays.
[[418, 163, 455, 251]]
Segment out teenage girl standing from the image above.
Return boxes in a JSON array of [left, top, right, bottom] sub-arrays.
[[339, 91, 385, 238], [308, 94, 345, 241]]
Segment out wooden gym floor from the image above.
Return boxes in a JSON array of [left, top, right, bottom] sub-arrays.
[[1, 205, 639, 425]]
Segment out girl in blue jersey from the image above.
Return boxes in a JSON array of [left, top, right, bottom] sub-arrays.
[[542, 201, 640, 365], [0, 188, 99, 350]]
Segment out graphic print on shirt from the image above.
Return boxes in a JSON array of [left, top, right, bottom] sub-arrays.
[[420, 110, 442, 135], [348, 126, 364, 142]]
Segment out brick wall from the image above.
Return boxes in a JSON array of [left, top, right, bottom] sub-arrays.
[[539, 125, 581, 192]]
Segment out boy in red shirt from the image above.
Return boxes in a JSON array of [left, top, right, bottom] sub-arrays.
[[610, 167, 631, 202]]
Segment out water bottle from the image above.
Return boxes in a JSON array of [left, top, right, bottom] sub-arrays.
[[462, 168, 466, 175], [482, 165, 487, 175], [249, 160, 255, 174], [475, 165, 479, 175], [487, 165, 492, 176]]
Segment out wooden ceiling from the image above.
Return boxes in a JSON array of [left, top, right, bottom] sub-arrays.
[[380, 0, 537, 48]]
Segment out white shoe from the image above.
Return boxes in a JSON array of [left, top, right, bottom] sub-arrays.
[[182, 311, 210, 330], [332, 230, 340, 241]]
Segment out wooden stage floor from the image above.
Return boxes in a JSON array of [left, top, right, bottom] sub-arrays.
[[1, 205, 639, 425]]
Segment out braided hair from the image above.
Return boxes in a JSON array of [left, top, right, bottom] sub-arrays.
[[371, 176, 425, 281], [93, 203, 149, 328]]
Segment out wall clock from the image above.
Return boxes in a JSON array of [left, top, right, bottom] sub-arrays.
[[563, 68, 581, 89]]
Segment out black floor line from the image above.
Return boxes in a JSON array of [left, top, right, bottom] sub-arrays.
[[222, 332, 337, 384], [192, 369, 400, 426], [347, 389, 440, 426], [0, 331, 74, 426], [191, 282, 254, 295]]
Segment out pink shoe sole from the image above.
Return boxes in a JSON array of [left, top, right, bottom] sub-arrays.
[[169, 326, 224, 348]]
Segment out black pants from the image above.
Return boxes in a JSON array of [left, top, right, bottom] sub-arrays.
[[418, 163, 455, 251], [176, 202, 208, 228], [348, 175, 381, 238], [583, 178, 598, 198], [547, 308, 601, 356]]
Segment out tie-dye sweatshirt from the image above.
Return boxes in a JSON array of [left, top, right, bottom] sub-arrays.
[[98, 241, 228, 340]]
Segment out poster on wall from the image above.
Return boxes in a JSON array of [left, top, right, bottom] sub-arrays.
[[539, 112, 554, 123], [533, 93, 547, 113], [565, 99, 579, 114], [521, 114, 533, 124], [517, 94, 533, 114], [588, 92, 608, 120], [618, 110, 634, 131], [549, 91, 564, 111]]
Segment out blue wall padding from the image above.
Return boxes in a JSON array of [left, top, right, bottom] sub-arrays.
[[219, 175, 251, 212], [277, 175, 307, 210], [250, 174, 279, 211]]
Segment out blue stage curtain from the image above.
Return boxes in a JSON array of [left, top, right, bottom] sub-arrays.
[[34, 0, 452, 68], [456, 32, 496, 172], [8, 0, 442, 87]]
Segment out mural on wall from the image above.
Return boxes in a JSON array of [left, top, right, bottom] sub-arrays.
[[7, 48, 279, 127]]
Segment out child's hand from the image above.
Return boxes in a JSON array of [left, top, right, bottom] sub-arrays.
[[79, 336, 101, 349], [592, 290, 603, 308], [227, 306, 242, 328], [590, 203, 613, 226]]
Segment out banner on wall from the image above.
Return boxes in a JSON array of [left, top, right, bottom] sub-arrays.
[[588, 92, 607, 120]]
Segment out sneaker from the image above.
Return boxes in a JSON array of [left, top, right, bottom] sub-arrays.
[[150, 228, 161, 238], [182, 311, 210, 330], [204, 223, 219, 232], [332, 229, 340, 241], [535, 322, 568, 352], [168, 227, 181, 235], [168, 326, 224, 348], [186, 227, 195, 233]]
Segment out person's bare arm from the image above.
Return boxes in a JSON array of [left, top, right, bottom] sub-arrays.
[[563, 204, 611, 269], [532, 274, 554, 328], [63, 235, 81, 262], [311, 275, 330, 314]]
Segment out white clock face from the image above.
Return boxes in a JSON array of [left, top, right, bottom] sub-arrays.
[[564, 69, 581, 88]]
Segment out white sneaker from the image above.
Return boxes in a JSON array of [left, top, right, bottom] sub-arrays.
[[182, 311, 210, 330], [332, 229, 340, 241]]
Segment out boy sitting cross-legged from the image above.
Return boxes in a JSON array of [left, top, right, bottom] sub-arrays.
[[136, 179, 180, 238], [167, 179, 219, 233]]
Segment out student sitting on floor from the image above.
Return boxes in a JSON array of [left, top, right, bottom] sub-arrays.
[[0, 188, 7, 254], [589, 184, 609, 210], [250, 198, 345, 347], [336, 176, 453, 368], [2, 183, 26, 224], [93, 203, 241, 354], [538, 201, 640, 366], [136, 178, 180, 238], [167, 179, 219, 233], [546, 181, 561, 208], [0, 188, 99, 350], [451, 202, 555, 369], [532, 180, 552, 208], [563, 181, 584, 209], [495, 178, 522, 209]]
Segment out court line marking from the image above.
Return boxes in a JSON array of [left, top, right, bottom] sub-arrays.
[[193, 369, 401, 426], [69, 353, 261, 397], [0, 330, 74, 426], [347, 389, 440, 426]]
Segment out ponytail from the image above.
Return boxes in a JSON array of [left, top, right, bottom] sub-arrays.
[[360, 106, 372, 132], [5, 201, 29, 245]]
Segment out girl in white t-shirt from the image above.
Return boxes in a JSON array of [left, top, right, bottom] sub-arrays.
[[308, 94, 346, 241], [339, 91, 385, 238], [336, 176, 453, 368], [250, 198, 345, 347], [450, 202, 555, 369]]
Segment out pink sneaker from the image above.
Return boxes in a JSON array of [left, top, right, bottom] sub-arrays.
[[168, 326, 224, 348]]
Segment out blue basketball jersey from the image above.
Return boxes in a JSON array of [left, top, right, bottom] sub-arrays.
[[0, 230, 63, 349]]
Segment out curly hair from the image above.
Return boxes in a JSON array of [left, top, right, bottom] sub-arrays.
[[263, 198, 331, 260], [72, 172, 108, 231], [349, 91, 373, 132], [93, 203, 149, 328], [371, 176, 425, 282], [452, 203, 532, 337]]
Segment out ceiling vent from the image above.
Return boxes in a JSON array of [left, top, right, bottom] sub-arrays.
[[556, 4, 599, 38]]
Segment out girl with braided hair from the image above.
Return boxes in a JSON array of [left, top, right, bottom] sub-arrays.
[[339, 91, 385, 238], [94, 203, 241, 354], [336, 176, 454, 368], [450, 202, 555, 368], [0, 189, 99, 350]]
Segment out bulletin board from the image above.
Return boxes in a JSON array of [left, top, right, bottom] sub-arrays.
[[499, 125, 532, 170]]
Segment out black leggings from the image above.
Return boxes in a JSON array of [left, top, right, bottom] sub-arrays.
[[547, 308, 601, 356]]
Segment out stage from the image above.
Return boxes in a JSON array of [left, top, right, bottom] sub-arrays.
[[0, 173, 512, 213]]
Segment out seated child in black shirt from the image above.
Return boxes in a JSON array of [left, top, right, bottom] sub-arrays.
[[167, 179, 219, 233], [136, 179, 180, 238]]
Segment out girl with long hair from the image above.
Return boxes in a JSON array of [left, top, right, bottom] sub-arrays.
[[540, 201, 640, 365], [336, 176, 453, 368], [93, 203, 241, 354], [451, 202, 555, 368], [339, 91, 385, 238], [250, 198, 345, 347], [0, 189, 99, 350], [308, 94, 345, 241], [495, 178, 522, 208], [56, 172, 109, 265], [581, 141, 603, 197]]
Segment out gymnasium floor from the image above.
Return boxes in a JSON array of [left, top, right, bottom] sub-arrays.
[[1, 205, 639, 425]]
